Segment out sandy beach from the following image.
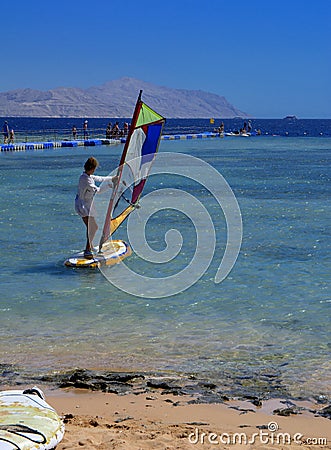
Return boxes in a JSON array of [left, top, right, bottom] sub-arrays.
[[43, 388, 331, 449]]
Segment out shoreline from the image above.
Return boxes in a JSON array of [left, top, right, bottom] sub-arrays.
[[2, 366, 330, 406]]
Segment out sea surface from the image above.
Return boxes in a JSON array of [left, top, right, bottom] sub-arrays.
[[0, 119, 330, 400], [1, 117, 331, 141]]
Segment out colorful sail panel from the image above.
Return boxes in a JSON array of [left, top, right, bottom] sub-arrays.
[[109, 204, 135, 236], [99, 92, 165, 249], [135, 102, 164, 128]]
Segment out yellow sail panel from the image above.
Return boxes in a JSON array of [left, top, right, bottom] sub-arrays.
[[135, 102, 164, 128], [110, 204, 135, 235]]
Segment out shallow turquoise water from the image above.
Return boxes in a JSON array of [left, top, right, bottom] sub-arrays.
[[0, 136, 330, 398]]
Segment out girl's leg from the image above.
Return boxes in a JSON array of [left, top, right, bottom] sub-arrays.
[[82, 216, 98, 252]]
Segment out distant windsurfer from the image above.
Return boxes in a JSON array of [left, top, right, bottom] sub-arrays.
[[75, 157, 117, 259]]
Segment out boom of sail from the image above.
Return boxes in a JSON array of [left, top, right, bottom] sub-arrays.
[[99, 91, 165, 250]]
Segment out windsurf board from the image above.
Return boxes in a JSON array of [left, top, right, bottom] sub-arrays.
[[0, 387, 64, 450]]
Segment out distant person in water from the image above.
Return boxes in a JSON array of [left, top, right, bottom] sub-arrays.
[[111, 122, 120, 137], [3, 121, 9, 143], [9, 128, 15, 143], [106, 122, 112, 139], [83, 120, 88, 140], [75, 157, 118, 259], [217, 122, 224, 133]]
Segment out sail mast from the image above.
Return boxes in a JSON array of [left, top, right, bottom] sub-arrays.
[[119, 89, 142, 166], [99, 90, 143, 250]]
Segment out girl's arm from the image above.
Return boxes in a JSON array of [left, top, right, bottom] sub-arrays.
[[90, 175, 117, 194]]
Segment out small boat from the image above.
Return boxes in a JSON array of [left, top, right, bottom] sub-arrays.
[[225, 131, 250, 137], [283, 115, 298, 120]]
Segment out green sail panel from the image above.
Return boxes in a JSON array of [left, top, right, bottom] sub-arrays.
[[135, 102, 164, 128]]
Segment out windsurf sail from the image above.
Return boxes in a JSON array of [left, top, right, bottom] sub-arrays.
[[99, 90, 165, 250]]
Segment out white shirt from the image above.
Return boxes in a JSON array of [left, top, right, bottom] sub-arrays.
[[75, 172, 113, 217]]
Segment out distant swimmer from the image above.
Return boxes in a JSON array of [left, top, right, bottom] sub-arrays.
[[75, 157, 118, 259]]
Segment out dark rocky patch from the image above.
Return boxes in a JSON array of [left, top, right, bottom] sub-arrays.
[[316, 404, 331, 420], [0, 366, 329, 407], [313, 395, 328, 405], [114, 416, 134, 423], [57, 369, 145, 395], [0, 364, 20, 380], [273, 407, 300, 416]]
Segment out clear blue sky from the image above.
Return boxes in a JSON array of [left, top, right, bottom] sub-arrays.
[[2, 0, 330, 118]]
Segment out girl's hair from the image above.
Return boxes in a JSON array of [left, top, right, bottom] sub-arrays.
[[84, 157, 99, 172]]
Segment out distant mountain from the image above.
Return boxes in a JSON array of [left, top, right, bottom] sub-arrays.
[[0, 77, 248, 118]]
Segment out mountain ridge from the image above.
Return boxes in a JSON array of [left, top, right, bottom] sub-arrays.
[[0, 77, 248, 118]]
